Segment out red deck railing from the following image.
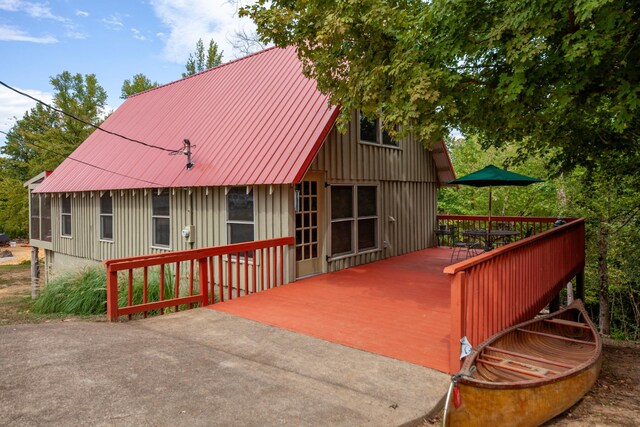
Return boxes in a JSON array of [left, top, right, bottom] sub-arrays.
[[436, 214, 563, 244], [444, 219, 585, 373], [104, 237, 294, 321]]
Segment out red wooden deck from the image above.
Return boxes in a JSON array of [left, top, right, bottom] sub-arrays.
[[210, 247, 453, 372]]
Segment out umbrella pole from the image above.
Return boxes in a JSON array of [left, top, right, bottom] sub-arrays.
[[488, 186, 492, 248]]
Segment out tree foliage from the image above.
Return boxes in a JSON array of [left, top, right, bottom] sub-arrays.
[[0, 72, 107, 237], [182, 38, 224, 77], [243, 0, 639, 175], [121, 73, 159, 99], [440, 137, 640, 339]]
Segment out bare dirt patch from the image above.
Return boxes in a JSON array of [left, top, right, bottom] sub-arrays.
[[543, 339, 640, 427], [0, 244, 36, 265], [0, 263, 102, 324]]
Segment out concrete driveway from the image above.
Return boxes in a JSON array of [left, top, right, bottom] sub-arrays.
[[1, 309, 449, 426]]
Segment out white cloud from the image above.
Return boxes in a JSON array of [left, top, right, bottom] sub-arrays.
[[0, 85, 54, 141], [64, 23, 87, 40], [0, 1, 67, 21], [102, 14, 124, 30], [75, 10, 89, 17], [131, 27, 145, 41], [149, 0, 258, 63], [23, 2, 66, 21], [0, 24, 57, 43], [0, 0, 20, 12]]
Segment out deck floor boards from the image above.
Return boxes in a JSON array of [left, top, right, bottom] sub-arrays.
[[210, 247, 454, 372]]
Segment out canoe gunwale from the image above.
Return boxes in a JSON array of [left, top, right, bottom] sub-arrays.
[[456, 299, 602, 390]]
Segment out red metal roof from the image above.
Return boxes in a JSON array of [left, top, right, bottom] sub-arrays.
[[36, 47, 339, 193], [35, 47, 454, 193]]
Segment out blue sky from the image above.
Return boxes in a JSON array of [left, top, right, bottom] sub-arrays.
[[0, 0, 258, 145]]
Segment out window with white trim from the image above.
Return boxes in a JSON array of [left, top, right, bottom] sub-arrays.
[[152, 190, 170, 247], [226, 187, 254, 245], [330, 185, 378, 257], [30, 192, 40, 240], [359, 111, 398, 147], [61, 195, 72, 237], [100, 193, 113, 241]]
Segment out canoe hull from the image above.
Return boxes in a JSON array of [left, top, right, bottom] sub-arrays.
[[445, 300, 602, 426], [448, 356, 601, 427]]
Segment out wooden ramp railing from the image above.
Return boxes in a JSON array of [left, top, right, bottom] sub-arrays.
[[104, 237, 294, 321], [444, 219, 585, 373]]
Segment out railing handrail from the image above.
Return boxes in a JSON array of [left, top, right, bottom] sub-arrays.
[[446, 218, 586, 373], [443, 219, 585, 275], [104, 237, 295, 272], [105, 236, 295, 321], [437, 214, 577, 223]]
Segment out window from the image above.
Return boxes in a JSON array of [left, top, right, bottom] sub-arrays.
[[41, 194, 51, 242], [61, 195, 72, 237], [359, 111, 398, 147], [330, 185, 378, 257], [100, 193, 113, 241], [30, 193, 40, 240], [227, 187, 254, 244], [152, 190, 170, 247]]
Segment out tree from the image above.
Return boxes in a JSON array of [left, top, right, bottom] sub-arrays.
[[229, 27, 267, 57], [121, 73, 159, 99], [243, 0, 639, 173], [244, 0, 640, 336], [0, 72, 107, 236], [182, 39, 224, 77]]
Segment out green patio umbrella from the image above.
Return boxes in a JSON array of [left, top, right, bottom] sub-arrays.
[[447, 164, 544, 231]]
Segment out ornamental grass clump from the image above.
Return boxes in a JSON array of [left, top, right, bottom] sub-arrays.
[[33, 266, 178, 316], [33, 267, 107, 315]]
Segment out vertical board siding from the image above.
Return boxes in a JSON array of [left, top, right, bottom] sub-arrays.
[[310, 111, 437, 183], [308, 110, 440, 273], [46, 111, 440, 283], [47, 185, 292, 283]]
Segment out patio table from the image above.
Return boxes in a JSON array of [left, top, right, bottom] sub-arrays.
[[462, 229, 519, 250]]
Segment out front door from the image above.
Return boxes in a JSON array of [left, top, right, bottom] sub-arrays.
[[295, 172, 324, 278]]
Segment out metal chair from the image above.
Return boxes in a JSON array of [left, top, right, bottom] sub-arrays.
[[450, 227, 483, 262]]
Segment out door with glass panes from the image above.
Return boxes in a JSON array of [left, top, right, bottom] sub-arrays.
[[295, 172, 324, 278]]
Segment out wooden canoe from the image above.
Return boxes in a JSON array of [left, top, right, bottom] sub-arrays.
[[445, 299, 602, 427]]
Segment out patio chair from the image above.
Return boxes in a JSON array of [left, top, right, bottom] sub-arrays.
[[450, 227, 483, 262]]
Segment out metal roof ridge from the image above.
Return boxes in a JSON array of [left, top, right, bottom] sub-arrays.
[[128, 46, 283, 99]]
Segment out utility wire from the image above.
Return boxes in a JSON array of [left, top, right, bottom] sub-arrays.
[[0, 129, 165, 187], [0, 80, 175, 153]]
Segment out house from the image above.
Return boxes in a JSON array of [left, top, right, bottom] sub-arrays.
[[28, 46, 455, 285]]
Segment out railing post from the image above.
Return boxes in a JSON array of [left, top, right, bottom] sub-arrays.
[[106, 266, 119, 321], [198, 258, 209, 307], [450, 271, 466, 374]]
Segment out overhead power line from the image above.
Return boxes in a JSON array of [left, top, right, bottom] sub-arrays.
[[0, 129, 165, 187], [0, 80, 175, 153]]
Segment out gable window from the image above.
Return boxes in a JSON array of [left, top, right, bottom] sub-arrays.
[[152, 190, 170, 247], [227, 187, 254, 245], [100, 193, 113, 241], [330, 185, 378, 257], [61, 195, 72, 237], [359, 111, 398, 147]]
